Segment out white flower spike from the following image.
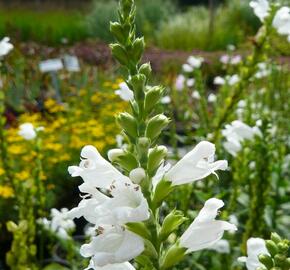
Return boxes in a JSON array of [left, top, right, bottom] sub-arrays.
[[180, 198, 237, 252]]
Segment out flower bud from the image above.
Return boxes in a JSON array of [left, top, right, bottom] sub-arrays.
[[147, 145, 167, 176], [271, 232, 282, 244], [129, 168, 146, 184], [108, 148, 125, 162], [6, 221, 18, 232], [274, 254, 286, 267], [152, 178, 173, 210], [144, 86, 164, 114], [110, 44, 128, 66], [145, 114, 169, 141], [117, 112, 138, 138], [110, 22, 126, 44], [160, 243, 186, 269], [258, 254, 273, 269], [129, 74, 146, 101], [277, 242, 289, 254], [159, 210, 188, 242], [266, 240, 279, 257], [139, 62, 152, 78], [131, 37, 145, 63]]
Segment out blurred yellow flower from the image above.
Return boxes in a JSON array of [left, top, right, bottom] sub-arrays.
[[0, 185, 14, 198]]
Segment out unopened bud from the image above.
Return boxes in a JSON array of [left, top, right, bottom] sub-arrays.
[[274, 254, 286, 267], [271, 233, 282, 244], [131, 37, 145, 63], [145, 114, 169, 141], [148, 145, 167, 176], [110, 44, 128, 66], [110, 22, 126, 44], [144, 86, 164, 113], [266, 240, 279, 257], [129, 74, 146, 101], [117, 112, 138, 138], [108, 149, 138, 172], [108, 149, 125, 162], [139, 62, 152, 78], [129, 168, 146, 184], [160, 243, 186, 270], [258, 254, 273, 269]]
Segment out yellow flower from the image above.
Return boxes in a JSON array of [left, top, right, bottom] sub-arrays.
[[0, 168, 5, 176], [8, 145, 25, 155], [15, 171, 30, 181], [0, 185, 14, 198]]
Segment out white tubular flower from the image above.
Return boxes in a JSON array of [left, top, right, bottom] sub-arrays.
[[187, 56, 204, 69], [0, 37, 13, 57], [272, 7, 290, 42], [175, 74, 186, 90], [180, 198, 237, 253], [80, 225, 144, 267], [85, 260, 135, 270], [209, 239, 230, 254], [223, 138, 242, 157], [18, 123, 37, 140], [115, 82, 134, 101], [165, 141, 228, 186], [249, 0, 269, 22], [68, 145, 130, 189], [238, 238, 269, 270]]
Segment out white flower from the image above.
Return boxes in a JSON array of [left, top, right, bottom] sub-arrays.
[[129, 168, 146, 184], [228, 74, 240, 85], [192, 90, 201, 100], [187, 78, 195, 87], [272, 7, 290, 42], [249, 0, 269, 22], [255, 62, 270, 78], [182, 63, 193, 73], [80, 225, 144, 266], [238, 238, 269, 270], [220, 55, 230, 64], [175, 74, 186, 90], [161, 95, 171, 104], [68, 181, 149, 226], [231, 55, 242, 65], [18, 123, 37, 140], [214, 76, 225, 85], [0, 37, 13, 57], [208, 93, 217, 103], [39, 208, 75, 239], [68, 145, 130, 189], [85, 260, 135, 270], [187, 56, 204, 69], [165, 141, 228, 186], [222, 120, 262, 156], [115, 82, 134, 101], [209, 239, 230, 254], [180, 198, 237, 252]]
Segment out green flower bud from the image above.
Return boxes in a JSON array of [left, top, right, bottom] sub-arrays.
[[159, 210, 188, 242], [131, 37, 145, 63], [152, 178, 173, 210], [284, 258, 290, 268], [145, 114, 170, 141], [144, 86, 165, 114], [266, 240, 279, 257], [117, 112, 138, 138], [108, 149, 139, 171], [274, 254, 286, 267], [129, 74, 146, 101], [160, 243, 187, 270], [110, 44, 128, 66], [110, 22, 127, 44], [139, 62, 152, 78], [6, 221, 18, 232], [277, 242, 289, 254], [147, 145, 167, 176], [259, 254, 273, 269], [271, 233, 282, 244], [126, 222, 151, 240]]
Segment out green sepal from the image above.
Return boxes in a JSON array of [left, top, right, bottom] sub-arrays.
[[145, 114, 170, 141], [147, 146, 167, 177], [151, 177, 173, 210], [271, 233, 282, 244], [113, 151, 139, 172], [139, 62, 152, 79], [110, 22, 127, 44], [160, 243, 187, 270], [131, 37, 145, 63], [259, 254, 274, 269], [110, 43, 129, 66], [274, 254, 286, 267], [126, 222, 152, 241], [117, 112, 138, 138], [144, 86, 165, 114], [266, 240, 279, 257], [129, 74, 146, 101], [159, 209, 188, 242]]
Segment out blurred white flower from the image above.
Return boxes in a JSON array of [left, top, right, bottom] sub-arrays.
[[182, 63, 193, 73], [209, 239, 230, 254], [187, 56, 204, 69], [187, 78, 195, 87], [272, 7, 290, 42], [18, 123, 42, 140], [180, 198, 237, 252], [238, 238, 269, 270], [208, 93, 217, 103], [0, 37, 13, 57], [220, 54, 230, 64], [39, 208, 75, 239], [115, 82, 134, 101], [161, 95, 171, 104], [250, 0, 269, 22], [165, 141, 228, 185], [175, 74, 186, 90], [255, 62, 270, 78], [214, 76, 226, 85], [231, 55, 242, 65], [228, 74, 240, 85], [85, 260, 135, 270], [192, 90, 201, 100], [81, 225, 144, 267]]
